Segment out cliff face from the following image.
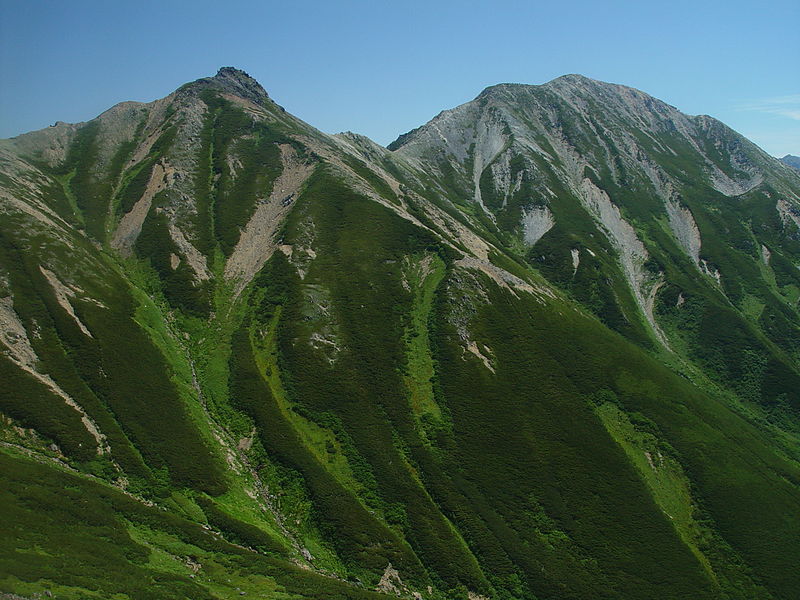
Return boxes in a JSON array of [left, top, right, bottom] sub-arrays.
[[1, 68, 800, 600]]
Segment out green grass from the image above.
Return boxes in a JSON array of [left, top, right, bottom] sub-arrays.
[[402, 253, 447, 433], [0, 448, 392, 600], [593, 400, 711, 570], [252, 306, 367, 503], [593, 399, 773, 599]]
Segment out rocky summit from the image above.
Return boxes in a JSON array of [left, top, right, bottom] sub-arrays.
[[2, 67, 800, 600]]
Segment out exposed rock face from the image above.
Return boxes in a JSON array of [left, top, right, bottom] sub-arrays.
[[778, 197, 800, 230], [666, 199, 702, 264], [191, 66, 272, 106], [578, 177, 666, 343], [0, 296, 107, 452], [111, 161, 171, 255], [521, 205, 554, 245], [224, 144, 315, 293], [391, 73, 800, 346]]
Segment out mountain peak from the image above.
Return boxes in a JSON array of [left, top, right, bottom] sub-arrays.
[[547, 73, 597, 85], [542, 73, 637, 98], [213, 66, 260, 86], [212, 66, 269, 101], [475, 75, 650, 111], [477, 82, 530, 95], [181, 66, 270, 105], [780, 154, 800, 170], [477, 75, 600, 98]]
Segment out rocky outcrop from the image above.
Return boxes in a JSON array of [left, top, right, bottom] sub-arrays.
[[522, 206, 555, 246], [579, 178, 666, 344], [666, 199, 701, 264]]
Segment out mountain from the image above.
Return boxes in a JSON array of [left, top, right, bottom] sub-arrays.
[[781, 154, 800, 170], [2, 67, 800, 600]]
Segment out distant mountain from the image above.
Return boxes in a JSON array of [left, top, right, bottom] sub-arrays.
[[781, 154, 800, 169], [2, 67, 800, 600]]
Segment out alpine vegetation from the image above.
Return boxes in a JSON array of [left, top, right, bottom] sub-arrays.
[[2, 68, 800, 600]]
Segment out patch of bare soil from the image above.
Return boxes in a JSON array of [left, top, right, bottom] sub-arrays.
[[224, 144, 314, 293], [111, 161, 171, 255], [39, 267, 93, 337]]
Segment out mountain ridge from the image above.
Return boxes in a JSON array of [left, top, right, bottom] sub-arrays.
[[1, 67, 800, 600], [781, 154, 800, 169]]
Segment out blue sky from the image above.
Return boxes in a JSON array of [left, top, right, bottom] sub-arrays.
[[1, 0, 798, 155]]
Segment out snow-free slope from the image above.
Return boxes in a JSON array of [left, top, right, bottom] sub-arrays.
[[2, 68, 800, 600]]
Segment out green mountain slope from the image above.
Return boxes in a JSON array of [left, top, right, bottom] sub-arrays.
[[1, 68, 799, 600]]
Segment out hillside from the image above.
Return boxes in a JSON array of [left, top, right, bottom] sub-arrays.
[[1, 68, 800, 600]]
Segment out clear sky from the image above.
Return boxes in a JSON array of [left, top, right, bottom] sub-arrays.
[[1, 0, 798, 156]]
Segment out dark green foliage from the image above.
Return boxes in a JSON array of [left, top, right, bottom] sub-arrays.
[[191, 90, 288, 257], [527, 174, 652, 346], [227, 313, 422, 577], [117, 158, 156, 215], [759, 295, 800, 357], [431, 270, 800, 599], [0, 450, 392, 600], [81, 288, 225, 495], [0, 355, 97, 461], [437, 157, 474, 206], [276, 170, 492, 592], [116, 124, 177, 217], [478, 162, 503, 212], [2, 170, 80, 227], [134, 196, 210, 317], [0, 220, 223, 495], [192, 104, 217, 256], [695, 306, 799, 407], [57, 121, 137, 240], [214, 133, 282, 256], [770, 250, 800, 290], [656, 282, 800, 411], [195, 496, 289, 556], [0, 225, 150, 476], [0, 452, 214, 600], [491, 154, 538, 234], [427, 276, 715, 599], [59, 121, 103, 235]]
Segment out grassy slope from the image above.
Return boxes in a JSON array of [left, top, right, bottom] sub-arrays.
[[0, 448, 392, 600], [431, 267, 800, 598]]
